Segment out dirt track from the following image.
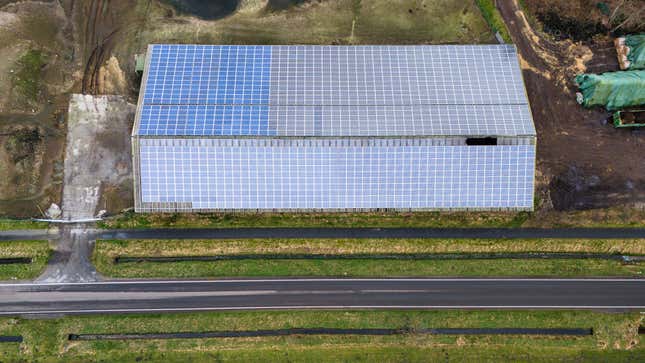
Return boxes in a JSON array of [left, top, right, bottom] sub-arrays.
[[79, 0, 121, 94], [497, 0, 644, 210]]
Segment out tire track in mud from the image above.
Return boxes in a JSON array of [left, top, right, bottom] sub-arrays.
[[81, 0, 120, 94], [80, 0, 154, 94]]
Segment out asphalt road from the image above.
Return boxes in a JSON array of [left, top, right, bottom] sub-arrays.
[[0, 278, 642, 315], [103, 227, 645, 239], [0, 230, 53, 241]]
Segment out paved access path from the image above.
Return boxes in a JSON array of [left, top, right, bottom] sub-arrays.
[[35, 225, 101, 283], [35, 95, 134, 282], [3, 227, 645, 242], [100, 227, 645, 239], [0, 278, 642, 315]]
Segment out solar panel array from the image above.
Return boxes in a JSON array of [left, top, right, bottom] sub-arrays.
[[138, 138, 535, 210], [136, 44, 535, 137], [134, 44, 536, 211]]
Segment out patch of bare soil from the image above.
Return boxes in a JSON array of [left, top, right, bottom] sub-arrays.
[[0, 98, 66, 217], [524, 0, 644, 40], [0, 1, 78, 217], [0, 127, 43, 197], [498, 0, 644, 211], [0, 0, 155, 217], [0, 1, 76, 113], [96, 56, 128, 95]]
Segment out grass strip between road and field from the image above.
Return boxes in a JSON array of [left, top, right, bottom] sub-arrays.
[[94, 238, 645, 278], [97, 207, 645, 229], [0, 219, 48, 231], [0, 310, 641, 362], [97, 210, 532, 229], [0, 240, 50, 280]]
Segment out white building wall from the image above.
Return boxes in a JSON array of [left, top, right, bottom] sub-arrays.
[[134, 137, 535, 212]]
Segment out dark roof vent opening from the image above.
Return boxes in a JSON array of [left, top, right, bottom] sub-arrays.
[[466, 137, 497, 146]]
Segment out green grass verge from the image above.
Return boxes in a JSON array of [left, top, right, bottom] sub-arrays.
[[0, 240, 50, 280], [98, 207, 645, 229], [0, 310, 641, 362], [0, 218, 48, 230], [97, 258, 643, 278], [475, 0, 512, 43], [98, 210, 531, 229], [516, 0, 545, 31], [94, 239, 645, 278]]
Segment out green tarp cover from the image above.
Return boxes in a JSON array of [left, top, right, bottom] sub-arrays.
[[575, 70, 645, 110], [625, 34, 645, 69]]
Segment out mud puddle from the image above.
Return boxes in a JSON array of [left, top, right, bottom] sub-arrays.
[[161, 0, 239, 20], [538, 11, 606, 42]]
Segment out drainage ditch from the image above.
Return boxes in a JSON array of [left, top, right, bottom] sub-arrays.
[[0, 336, 23, 343], [0, 257, 32, 264], [114, 253, 644, 264], [69, 327, 593, 341]]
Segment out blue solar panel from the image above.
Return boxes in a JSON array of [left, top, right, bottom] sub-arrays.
[[138, 105, 273, 136], [143, 45, 271, 105]]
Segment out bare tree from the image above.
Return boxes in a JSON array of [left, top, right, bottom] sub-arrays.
[[608, 0, 645, 33]]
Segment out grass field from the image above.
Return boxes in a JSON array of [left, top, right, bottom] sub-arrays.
[[0, 310, 641, 362], [0, 240, 50, 280], [11, 49, 46, 107], [134, 0, 495, 47], [96, 346, 642, 362], [94, 238, 645, 278]]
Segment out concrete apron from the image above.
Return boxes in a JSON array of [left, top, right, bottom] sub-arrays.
[[36, 225, 101, 283]]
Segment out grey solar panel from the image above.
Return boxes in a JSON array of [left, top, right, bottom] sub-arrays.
[[268, 45, 526, 106], [269, 104, 534, 137]]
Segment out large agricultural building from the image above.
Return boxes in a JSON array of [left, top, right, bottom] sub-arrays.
[[132, 44, 536, 212]]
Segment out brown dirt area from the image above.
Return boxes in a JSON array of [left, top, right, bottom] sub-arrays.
[[0, 0, 137, 217], [0, 1, 76, 217], [0, 98, 68, 217], [498, 0, 644, 211], [0, 0, 642, 222]]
